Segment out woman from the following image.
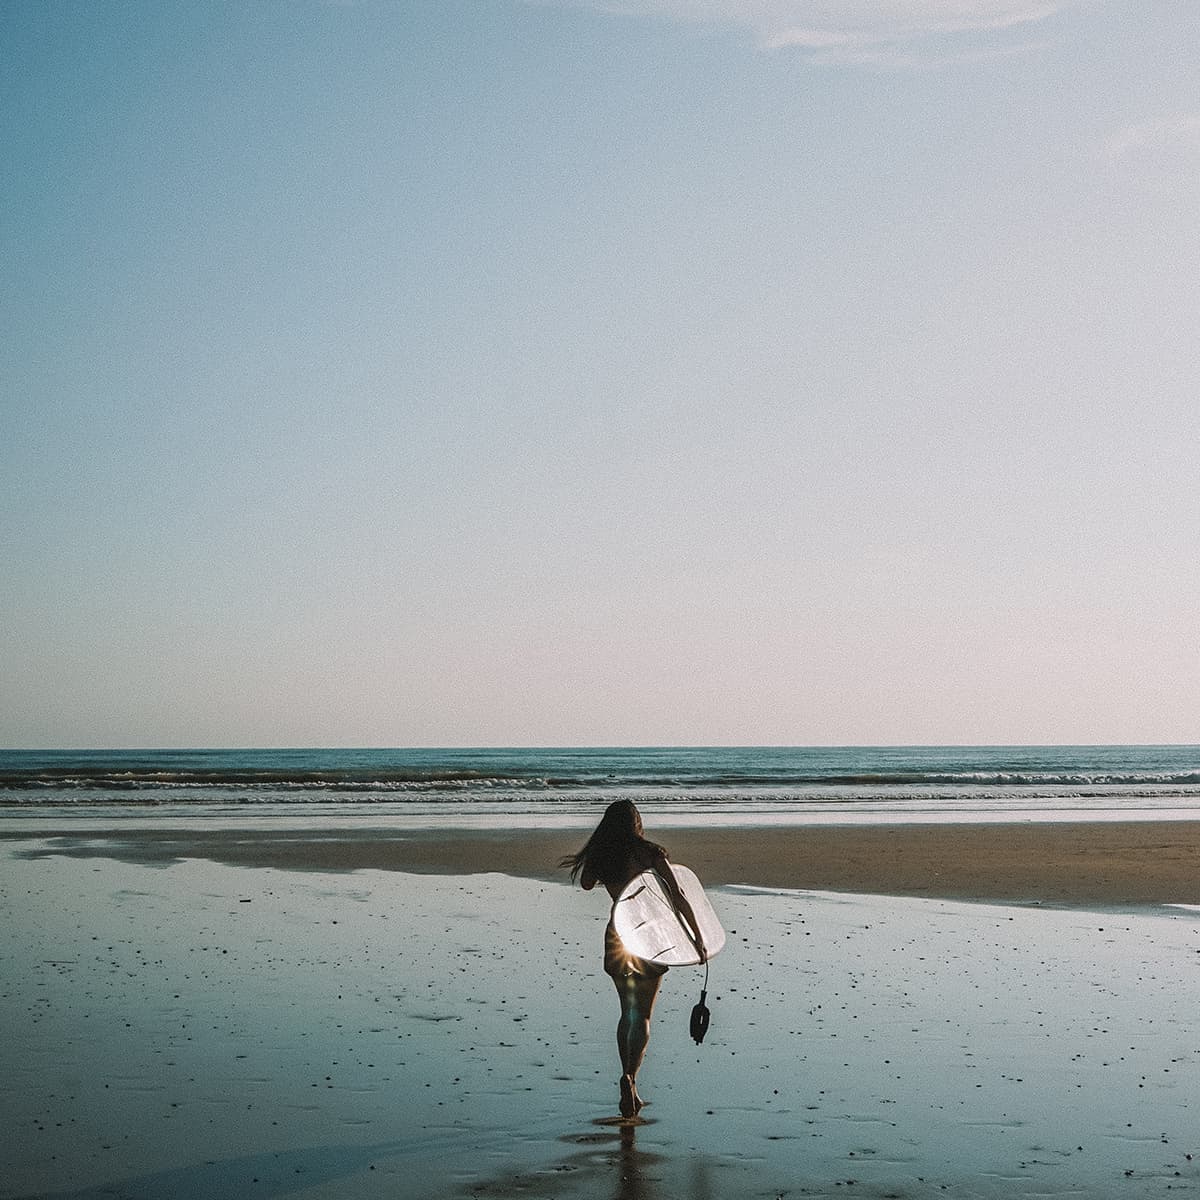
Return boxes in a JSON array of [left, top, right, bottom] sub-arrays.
[[562, 800, 706, 1118]]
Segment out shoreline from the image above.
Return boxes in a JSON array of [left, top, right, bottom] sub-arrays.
[[8, 818, 1200, 908]]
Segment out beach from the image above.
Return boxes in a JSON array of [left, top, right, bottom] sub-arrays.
[[4, 819, 1200, 1198]]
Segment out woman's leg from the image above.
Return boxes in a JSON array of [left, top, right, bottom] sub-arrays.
[[603, 921, 666, 1116], [613, 969, 663, 1115]]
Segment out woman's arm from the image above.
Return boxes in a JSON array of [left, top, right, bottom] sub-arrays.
[[652, 852, 707, 962]]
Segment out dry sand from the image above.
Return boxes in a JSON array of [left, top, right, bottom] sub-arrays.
[[4, 823, 1200, 1198], [10, 819, 1200, 907]]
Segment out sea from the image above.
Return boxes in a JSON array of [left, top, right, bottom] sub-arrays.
[[2, 746, 1200, 827]]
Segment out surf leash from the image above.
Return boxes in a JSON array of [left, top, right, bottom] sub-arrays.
[[690, 957, 711, 1044]]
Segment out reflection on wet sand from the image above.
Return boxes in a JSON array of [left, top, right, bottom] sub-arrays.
[[511, 1116, 725, 1200], [602, 1123, 717, 1200], [596, 1121, 656, 1200], [464, 1116, 723, 1200]]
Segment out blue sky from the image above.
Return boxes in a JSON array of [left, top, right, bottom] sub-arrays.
[[3, 0, 1198, 748]]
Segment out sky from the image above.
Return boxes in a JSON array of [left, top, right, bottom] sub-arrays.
[[2, 0, 1198, 749]]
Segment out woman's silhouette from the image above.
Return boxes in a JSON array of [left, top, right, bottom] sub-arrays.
[[563, 800, 705, 1117]]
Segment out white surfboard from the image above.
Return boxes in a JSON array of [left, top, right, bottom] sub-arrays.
[[612, 863, 726, 966]]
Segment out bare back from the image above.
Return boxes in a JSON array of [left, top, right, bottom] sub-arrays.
[[582, 842, 665, 902]]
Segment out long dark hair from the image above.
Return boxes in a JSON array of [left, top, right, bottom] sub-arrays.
[[561, 799, 664, 886]]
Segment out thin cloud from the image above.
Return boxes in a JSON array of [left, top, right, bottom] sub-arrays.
[[792, 37, 1053, 70], [1103, 113, 1200, 163], [538, 1, 1074, 63], [756, 1, 1063, 48]]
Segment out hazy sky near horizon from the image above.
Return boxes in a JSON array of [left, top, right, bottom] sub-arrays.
[[3, 1, 1198, 748]]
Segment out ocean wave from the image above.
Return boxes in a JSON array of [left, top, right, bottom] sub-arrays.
[[5, 768, 1200, 793], [4, 748, 1199, 814], [0, 768, 563, 791], [6, 784, 1200, 810]]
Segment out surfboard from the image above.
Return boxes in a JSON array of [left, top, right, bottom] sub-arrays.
[[612, 863, 725, 966]]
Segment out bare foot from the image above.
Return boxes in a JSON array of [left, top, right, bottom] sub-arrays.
[[631, 1081, 645, 1114], [619, 1074, 636, 1118]]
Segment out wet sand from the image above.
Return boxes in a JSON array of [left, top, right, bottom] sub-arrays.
[[9, 819, 1200, 907], [5, 823, 1200, 1198]]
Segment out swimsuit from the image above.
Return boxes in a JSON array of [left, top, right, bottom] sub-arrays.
[[604, 917, 668, 980]]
